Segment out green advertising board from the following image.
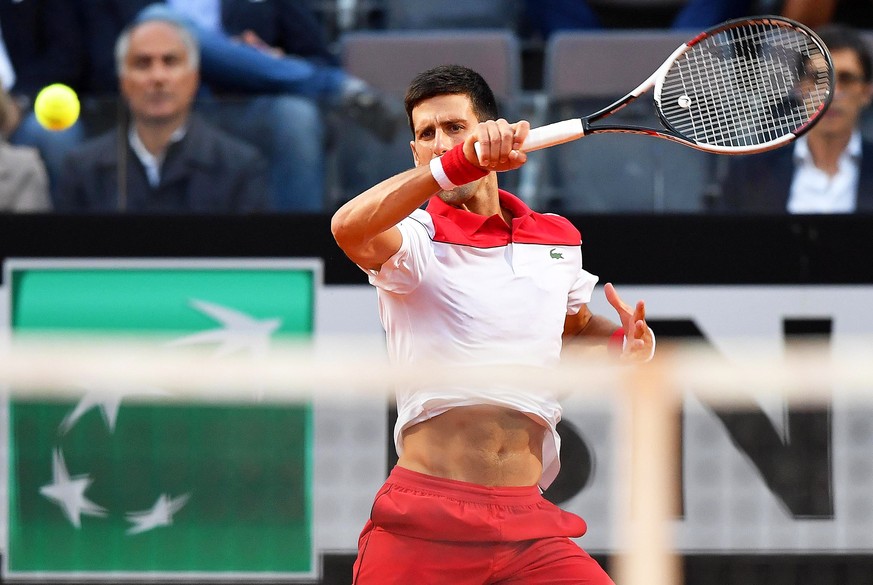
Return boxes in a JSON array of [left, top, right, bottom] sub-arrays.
[[2, 259, 321, 581]]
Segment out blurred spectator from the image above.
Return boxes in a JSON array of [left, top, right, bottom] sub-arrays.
[[0, 0, 85, 201], [0, 88, 51, 212], [78, 1, 402, 212], [522, 0, 756, 38], [780, 0, 873, 29], [714, 24, 873, 214], [56, 15, 269, 213]]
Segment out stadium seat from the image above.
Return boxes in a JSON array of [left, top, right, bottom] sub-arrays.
[[329, 30, 522, 207], [538, 30, 720, 213], [382, 0, 521, 30]]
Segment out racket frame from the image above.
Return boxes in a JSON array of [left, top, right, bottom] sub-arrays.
[[521, 16, 834, 155]]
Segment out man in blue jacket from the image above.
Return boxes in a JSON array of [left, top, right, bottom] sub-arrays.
[[77, 0, 400, 212], [56, 14, 268, 213]]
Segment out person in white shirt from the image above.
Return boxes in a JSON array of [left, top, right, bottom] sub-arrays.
[[332, 64, 655, 585], [716, 24, 873, 214]]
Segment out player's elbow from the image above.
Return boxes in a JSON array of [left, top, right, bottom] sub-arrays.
[[330, 207, 361, 253], [330, 209, 348, 245]]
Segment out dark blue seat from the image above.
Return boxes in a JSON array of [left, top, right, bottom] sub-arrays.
[[538, 30, 719, 213]]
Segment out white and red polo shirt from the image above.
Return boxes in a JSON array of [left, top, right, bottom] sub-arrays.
[[366, 190, 599, 489]]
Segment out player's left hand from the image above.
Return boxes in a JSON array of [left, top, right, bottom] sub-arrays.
[[604, 282, 655, 362]]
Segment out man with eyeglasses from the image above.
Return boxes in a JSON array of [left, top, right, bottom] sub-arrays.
[[714, 24, 873, 214]]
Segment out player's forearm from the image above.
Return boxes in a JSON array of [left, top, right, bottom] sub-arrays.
[[575, 314, 621, 342], [331, 164, 439, 247], [561, 314, 621, 362]]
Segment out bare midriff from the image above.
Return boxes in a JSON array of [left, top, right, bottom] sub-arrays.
[[397, 405, 546, 487]]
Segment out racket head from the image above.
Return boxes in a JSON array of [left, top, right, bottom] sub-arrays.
[[654, 16, 834, 154]]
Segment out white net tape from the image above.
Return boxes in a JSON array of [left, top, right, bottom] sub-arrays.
[[3, 335, 872, 585], [2, 334, 871, 403]]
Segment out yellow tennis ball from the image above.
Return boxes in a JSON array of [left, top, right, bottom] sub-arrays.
[[34, 83, 80, 131]]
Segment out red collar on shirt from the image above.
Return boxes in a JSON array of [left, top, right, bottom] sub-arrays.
[[425, 190, 582, 247]]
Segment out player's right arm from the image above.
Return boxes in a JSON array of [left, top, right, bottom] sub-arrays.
[[330, 164, 441, 272], [331, 121, 525, 272], [332, 118, 528, 272]]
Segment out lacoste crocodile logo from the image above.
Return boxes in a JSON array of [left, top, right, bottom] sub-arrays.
[[550, 248, 564, 260]]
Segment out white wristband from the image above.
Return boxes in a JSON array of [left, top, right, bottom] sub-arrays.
[[641, 327, 656, 363], [429, 156, 458, 191], [621, 327, 657, 363]]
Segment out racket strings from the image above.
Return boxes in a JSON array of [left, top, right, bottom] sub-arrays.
[[659, 22, 831, 148], [671, 26, 807, 144], [687, 27, 826, 144], [726, 26, 827, 139], [689, 28, 818, 143]]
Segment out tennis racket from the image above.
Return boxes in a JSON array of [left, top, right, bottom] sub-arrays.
[[519, 16, 833, 155]]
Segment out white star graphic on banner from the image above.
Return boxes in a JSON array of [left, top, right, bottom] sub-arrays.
[[125, 493, 191, 535], [166, 299, 281, 357], [39, 449, 107, 528], [60, 384, 171, 435], [60, 390, 122, 435]]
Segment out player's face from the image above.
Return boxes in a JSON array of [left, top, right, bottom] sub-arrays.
[[813, 48, 872, 138], [120, 21, 199, 126], [409, 93, 483, 204]]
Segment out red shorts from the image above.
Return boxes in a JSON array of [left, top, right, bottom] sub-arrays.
[[353, 466, 614, 584]]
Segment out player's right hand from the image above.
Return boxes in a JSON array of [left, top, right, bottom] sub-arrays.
[[465, 118, 529, 171]]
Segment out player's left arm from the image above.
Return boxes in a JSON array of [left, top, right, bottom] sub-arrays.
[[562, 283, 655, 362], [603, 282, 655, 362]]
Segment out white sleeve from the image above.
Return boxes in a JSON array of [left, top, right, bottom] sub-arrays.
[[365, 215, 432, 294], [566, 266, 599, 315]]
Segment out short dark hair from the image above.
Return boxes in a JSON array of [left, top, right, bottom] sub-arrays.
[[404, 65, 499, 135], [816, 24, 873, 82]]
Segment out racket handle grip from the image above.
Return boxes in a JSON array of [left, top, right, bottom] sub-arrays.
[[472, 119, 585, 158], [522, 119, 585, 152]]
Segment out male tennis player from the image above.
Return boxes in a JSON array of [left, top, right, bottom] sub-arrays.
[[332, 65, 655, 584]]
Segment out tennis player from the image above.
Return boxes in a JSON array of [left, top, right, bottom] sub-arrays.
[[332, 65, 655, 584]]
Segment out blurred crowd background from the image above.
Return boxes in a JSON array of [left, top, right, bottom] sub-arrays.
[[2, 0, 871, 215]]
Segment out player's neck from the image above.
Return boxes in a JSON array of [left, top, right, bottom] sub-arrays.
[[458, 175, 507, 220]]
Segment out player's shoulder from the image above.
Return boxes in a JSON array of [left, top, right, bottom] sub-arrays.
[[523, 210, 582, 246], [500, 190, 581, 245], [402, 208, 436, 238]]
